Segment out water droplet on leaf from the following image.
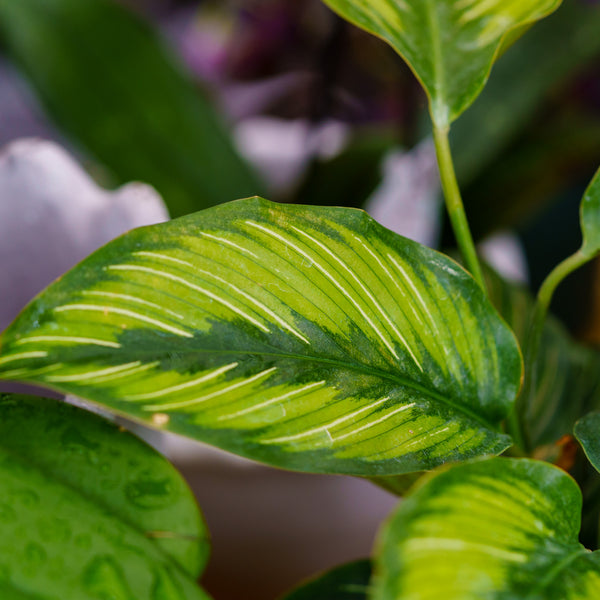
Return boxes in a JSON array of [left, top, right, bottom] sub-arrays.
[[24, 542, 46, 565], [125, 473, 173, 509], [75, 533, 93, 550], [84, 556, 135, 600], [152, 566, 185, 600], [0, 503, 16, 523]]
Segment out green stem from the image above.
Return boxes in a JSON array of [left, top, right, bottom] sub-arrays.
[[433, 125, 486, 291], [537, 250, 589, 325], [513, 249, 590, 453]]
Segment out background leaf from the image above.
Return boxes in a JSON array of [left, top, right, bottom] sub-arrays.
[[0, 0, 263, 217], [581, 167, 600, 259], [373, 457, 600, 600], [0, 393, 210, 599], [485, 266, 600, 448], [321, 0, 561, 127], [575, 412, 600, 474], [280, 560, 371, 600], [0, 198, 521, 475]]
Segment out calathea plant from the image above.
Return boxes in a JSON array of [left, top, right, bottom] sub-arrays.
[[1, 0, 600, 598]]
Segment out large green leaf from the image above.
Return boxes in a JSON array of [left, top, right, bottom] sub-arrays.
[[280, 560, 371, 600], [0, 198, 522, 475], [373, 457, 600, 600], [0, 394, 210, 600], [0, 0, 263, 217], [321, 0, 561, 127], [575, 412, 600, 474]]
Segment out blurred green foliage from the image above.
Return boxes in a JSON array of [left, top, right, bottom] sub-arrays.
[[0, 0, 264, 217]]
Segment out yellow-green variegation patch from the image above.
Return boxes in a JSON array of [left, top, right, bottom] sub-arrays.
[[373, 458, 600, 600], [321, 0, 562, 127], [0, 198, 522, 475]]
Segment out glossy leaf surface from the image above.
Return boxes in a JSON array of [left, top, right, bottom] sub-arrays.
[[0, 394, 210, 599], [575, 412, 600, 474], [0, 198, 521, 475], [321, 0, 561, 127], [281, 560, 371, 600], [0, 0, 263, 217], [373, 458, 600, 600]]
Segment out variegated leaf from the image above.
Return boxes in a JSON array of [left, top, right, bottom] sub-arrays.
[[0, 198, 522, 475], [321, 0, 562, 127], [373, 458, 600, 600], [580, 166, 600, 259]]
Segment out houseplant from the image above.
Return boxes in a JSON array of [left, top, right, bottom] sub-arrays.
[[1, 0, 600, 598]]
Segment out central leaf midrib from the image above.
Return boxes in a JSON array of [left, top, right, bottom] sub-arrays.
[[29, 344, 501, 432], [423, 0, 447, 126]]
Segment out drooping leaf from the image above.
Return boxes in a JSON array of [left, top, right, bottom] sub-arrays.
[[321, 0, 561, 127], [575, 412, 600, 474], [0, 0, 263, 218], [0, 394, 210, 600], [580, 167, 600, 259], [0, 198, 522, 475], [485, 265, 600, 448], [280, 560, 371, 600], [373, 457, 600, 600]]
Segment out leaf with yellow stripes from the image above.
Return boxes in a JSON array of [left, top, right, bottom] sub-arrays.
[[321, 0, 562, 127], [373, 458, 600, 600], [0, 198, 522, 475]]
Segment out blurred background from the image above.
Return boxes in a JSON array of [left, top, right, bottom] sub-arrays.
[[0, 0, 599, 598]]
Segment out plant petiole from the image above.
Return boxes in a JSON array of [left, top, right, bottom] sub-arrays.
[[433, 125, 486, 292]]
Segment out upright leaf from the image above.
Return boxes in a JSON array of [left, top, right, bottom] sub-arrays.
[[485, 266, 600, 448], [0, 394, 210, 600], [580, 167, 600, 259], [321, 0, 561, 127], [373, 458, 600, 600], [575, 412, 600, 474], [280, 560, 371, 600], [533, 166, 600, 325], [0, 198, 522, 475], [0, 0, 263, 217]]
